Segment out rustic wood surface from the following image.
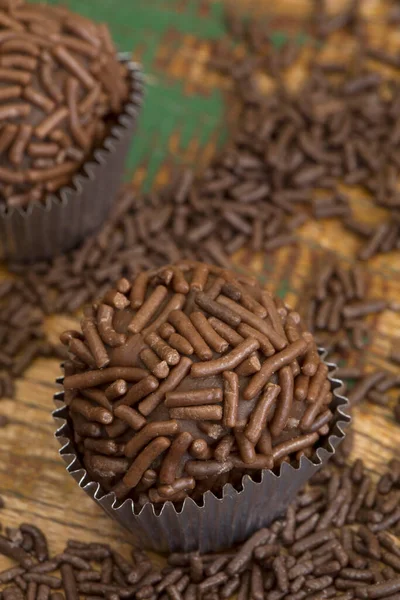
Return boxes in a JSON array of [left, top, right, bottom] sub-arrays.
[[0, 0, 399, 577]]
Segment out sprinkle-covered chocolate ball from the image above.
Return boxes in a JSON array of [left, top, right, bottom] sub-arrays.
[[61, 261, 334, 506], [0, 1, 129, 207]]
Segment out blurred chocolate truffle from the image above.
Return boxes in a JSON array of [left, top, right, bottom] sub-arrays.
[[0, 1, 128, 208]]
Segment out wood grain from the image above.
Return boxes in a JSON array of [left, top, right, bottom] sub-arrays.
[[0, 0, 399, 577]]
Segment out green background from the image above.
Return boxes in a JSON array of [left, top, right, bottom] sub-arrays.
[[31, 0, 229, 189]]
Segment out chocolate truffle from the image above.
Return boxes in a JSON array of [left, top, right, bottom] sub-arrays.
[[61, 261, 334, 507], [0, 1, 129, 208]]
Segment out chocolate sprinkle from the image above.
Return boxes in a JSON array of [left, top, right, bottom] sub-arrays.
[[0, 1, 129, 207], [61, 262, 334, 506]]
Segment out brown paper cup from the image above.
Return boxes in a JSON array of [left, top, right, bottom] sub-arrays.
[[53, 350, 350, 554], [0, 54, 144, 264]]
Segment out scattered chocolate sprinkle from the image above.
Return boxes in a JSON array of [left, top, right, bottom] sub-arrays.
[[0, 14, 398, 600]]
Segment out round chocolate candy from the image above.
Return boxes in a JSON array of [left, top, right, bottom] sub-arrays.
[[0, 1, 129, 208], [61, 261, 334, 506]]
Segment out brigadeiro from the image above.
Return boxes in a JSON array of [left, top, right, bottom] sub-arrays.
[[54, 261, 350, 552], [0, 0, 143, 262]]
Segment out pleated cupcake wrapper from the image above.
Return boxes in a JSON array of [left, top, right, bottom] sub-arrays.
[[0, 54, 144, 264], [53, 350, 351, 554]]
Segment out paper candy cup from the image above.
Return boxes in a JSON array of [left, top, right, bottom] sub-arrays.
[[53, 349, 350, 553], [0, 54, 144, 263]]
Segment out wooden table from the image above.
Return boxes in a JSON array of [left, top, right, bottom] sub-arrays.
[[0, 0, 399, 572]]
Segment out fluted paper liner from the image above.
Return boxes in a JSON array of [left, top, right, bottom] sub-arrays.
[[53, 350, 350, 553], [0, 54, 144, 263]]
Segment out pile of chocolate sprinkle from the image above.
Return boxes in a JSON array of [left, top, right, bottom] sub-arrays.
[[295, 258, 400, 424], [338, 367, 400, 421], [304, 258, 399, 362], [0, 276, 67, 400], [209, 0, 400, 259], [303, 260, 387, 352]]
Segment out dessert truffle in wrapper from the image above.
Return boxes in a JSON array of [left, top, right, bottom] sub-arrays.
[[0, 2, 143, 262], [54, 261, 350, 553]]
